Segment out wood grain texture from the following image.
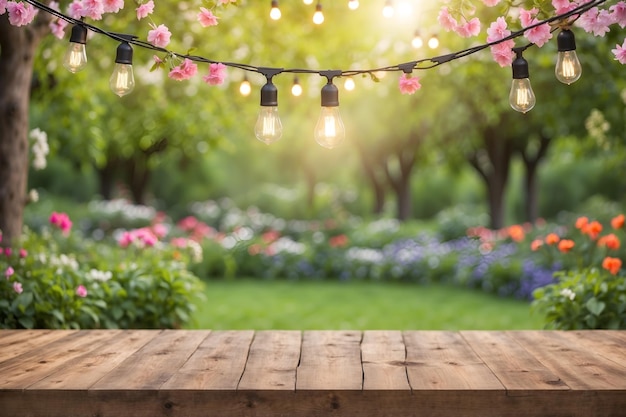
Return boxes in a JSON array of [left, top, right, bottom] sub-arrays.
[[1, 329, 625, 417]]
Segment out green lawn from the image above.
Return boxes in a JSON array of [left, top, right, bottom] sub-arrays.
[[188, 280, 544, 330]]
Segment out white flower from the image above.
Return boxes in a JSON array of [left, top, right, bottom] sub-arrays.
[[560, 288, 576, 301], [28, 189, 39, 203], [30, 128, 50, 171]]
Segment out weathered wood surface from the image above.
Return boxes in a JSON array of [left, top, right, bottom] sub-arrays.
[[0, 330, 625, 417]]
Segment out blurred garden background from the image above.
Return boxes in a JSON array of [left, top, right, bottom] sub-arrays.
[[1, 0, 625, 330]]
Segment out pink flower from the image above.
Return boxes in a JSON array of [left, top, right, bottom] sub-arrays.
[[455, 17, 481, 37], [490, 40, 516, 67], [49, 19, 68, 39], [118, 231, 135, 248], [520, 8, 552, 47], [102, 0, 124, 14], [611, 2, 626, 28], [5, 266, 14, 279], [19, 249, 27, 258], [198, 7, 219, 27], [3, 248, 11, 257], [398, 73, 421, 94], [612, 39, 626, 64], [578, 7, 612, 36], [13, 282, 23, 294], [152, 223, 168, 239], [136, 0, 154, 20], [82, 0, 104, 20], [6, 1, 38, 26], [170, 237, 188, 248], [49, 211, 72, 235], [76, 285, 88, 298], [438, 7, 458, 31], [147, 23, 171, 48], [0, 0, 7, 14], [482, 0, 500, 6], [203, 63, 227, 85], [67, 0, 84, 19], [178, 216, 199, 231], [168, 58, 198, 81], [552, 0, 577, 14], [487, 17, 510, 43]]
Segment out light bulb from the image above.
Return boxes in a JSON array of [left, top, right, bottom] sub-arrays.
[[315, 80, 345, 149], [509, 49, 535, 113], [255, 107, 283, 144], [63, 25, 88, 73], [303, 0, 313, 4], [348, 0, 359, 10], [110, 64, 135, 97], [555, 29, 581, 85], [382, 0, 394, 18], [270, 0, 281, 20], [344, 78, 355, 91], [255, 78, 282, 144], [427, 35, 439, 49], [313, 3, 324, 24], [291, 77, 303, 96], [239, 78, 251, 96], [110, 41, 135, 97], [509, 79, 535, 113], [411, 31, 423, 49]]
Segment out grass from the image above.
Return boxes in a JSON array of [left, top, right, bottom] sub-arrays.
[[187, 280, 544, 330]]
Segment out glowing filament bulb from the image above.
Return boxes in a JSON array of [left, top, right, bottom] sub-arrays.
[[315, 79, 345, 149], [303, 0, 313, 4], [348, 0, 359, 10], [427, 35, 439, 49], [291, 77, 303, 97], [382, 0, 394, 18], [270, 0, 281, 20], [344, 78, 355, 91], [239, 77, 251, 96], [411, 31, 423, 49], [313, 3, 324, 24], [509, 50, 535, 113], [109, 41, 135, 97], [63, 25, 88, 73], [255, 77, 283, 144], [555, 29, 582, 85]]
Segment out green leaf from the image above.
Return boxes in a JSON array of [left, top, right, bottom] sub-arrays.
[[18, 316, 34, 329], [586, 297, 606, 316]]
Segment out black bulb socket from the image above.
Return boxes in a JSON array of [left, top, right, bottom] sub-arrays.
[[321, 82, 339, 107], [115, 42, 133, 65], [69, 24, 88, 45], [260, 81, 278, 107], [557, 29, 576, 52], [511, 55, 529, 80]]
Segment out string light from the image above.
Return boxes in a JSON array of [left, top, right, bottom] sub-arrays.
[[303, 0, 313, 4], [555, 28, 582, 85], [270, 0, 281, 20], [19, 0, 612, 147], [239, 76, 251, 96], [382, 0, 394, 18], [343, 77, 355, 91], [109, 36, 136, 97], [313, 1, 324, 24], [255, 68, 283, 144], [315, 71, 345, 149], [63, 24, 88, 73], [427, 35, 439, 49], [411, 31, 423, 49], [291, 76, 303, 96], [509, 47, 536, 113], [348, 0, 359, 10]]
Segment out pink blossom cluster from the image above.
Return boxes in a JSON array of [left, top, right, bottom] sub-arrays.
[[398, 74, 422, 95], [177, 216, 217, 242], [0, 1, 38, 27], [118, 226, 164, 248], [67, 0, 124, 20], [49, 212, 73, 236]]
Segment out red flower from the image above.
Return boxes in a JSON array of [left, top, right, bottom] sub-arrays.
[[507, 225, 525, 242], [530, 239, 543, 251], [598, 233, 621, 250], [582, 220, 603, 240], [575, 216, 589, 230], [602, 257, 622, 275], [545, 233, 560, 245], [329, 234, 349, 248], [611, 214, 625, 230], [557, 239, 575, 253]]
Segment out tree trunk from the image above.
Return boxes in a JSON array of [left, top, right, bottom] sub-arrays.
[[354, 142, 386, 215], [125, 158, 150, 205], [97, 157, 121, 200], [519, 134, 550, 224], [0, 16, 48, 245], [396, 175, 412, 221]]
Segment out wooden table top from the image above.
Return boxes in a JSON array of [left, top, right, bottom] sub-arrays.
[[1, 329, 625, 417]]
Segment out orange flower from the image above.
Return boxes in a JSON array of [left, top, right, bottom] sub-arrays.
[[545, 233, 560, 245], [611, 214, 625, 230], [598, 233, 621, 250], [575, 216, 589, 230], [508, 225, 525, 242], [582, 220, 603, 240], [530, 239, 543, 251], [329, 234, 349, 248], [602, 257, 622, 275], [557, 239, 575, 253]]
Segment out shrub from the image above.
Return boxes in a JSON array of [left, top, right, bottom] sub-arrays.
[[533, 268, 626, 329], [1, 223, 204, 329]]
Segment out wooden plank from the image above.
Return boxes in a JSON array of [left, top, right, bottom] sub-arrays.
[[0, 330, 77, 364], [296, 330, 363, 390], [238, 330, 301, 390], [160, 330, 253, 390], [361, 330, 411, 390], [512, 331, 626, 390], [460, 331, 570, 391], [92, 329, 209, 390], [403, 331, 504, 390], [559, 330, 626, 367], [28, 330, 159, 390], [0, 330, 118, 389]]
